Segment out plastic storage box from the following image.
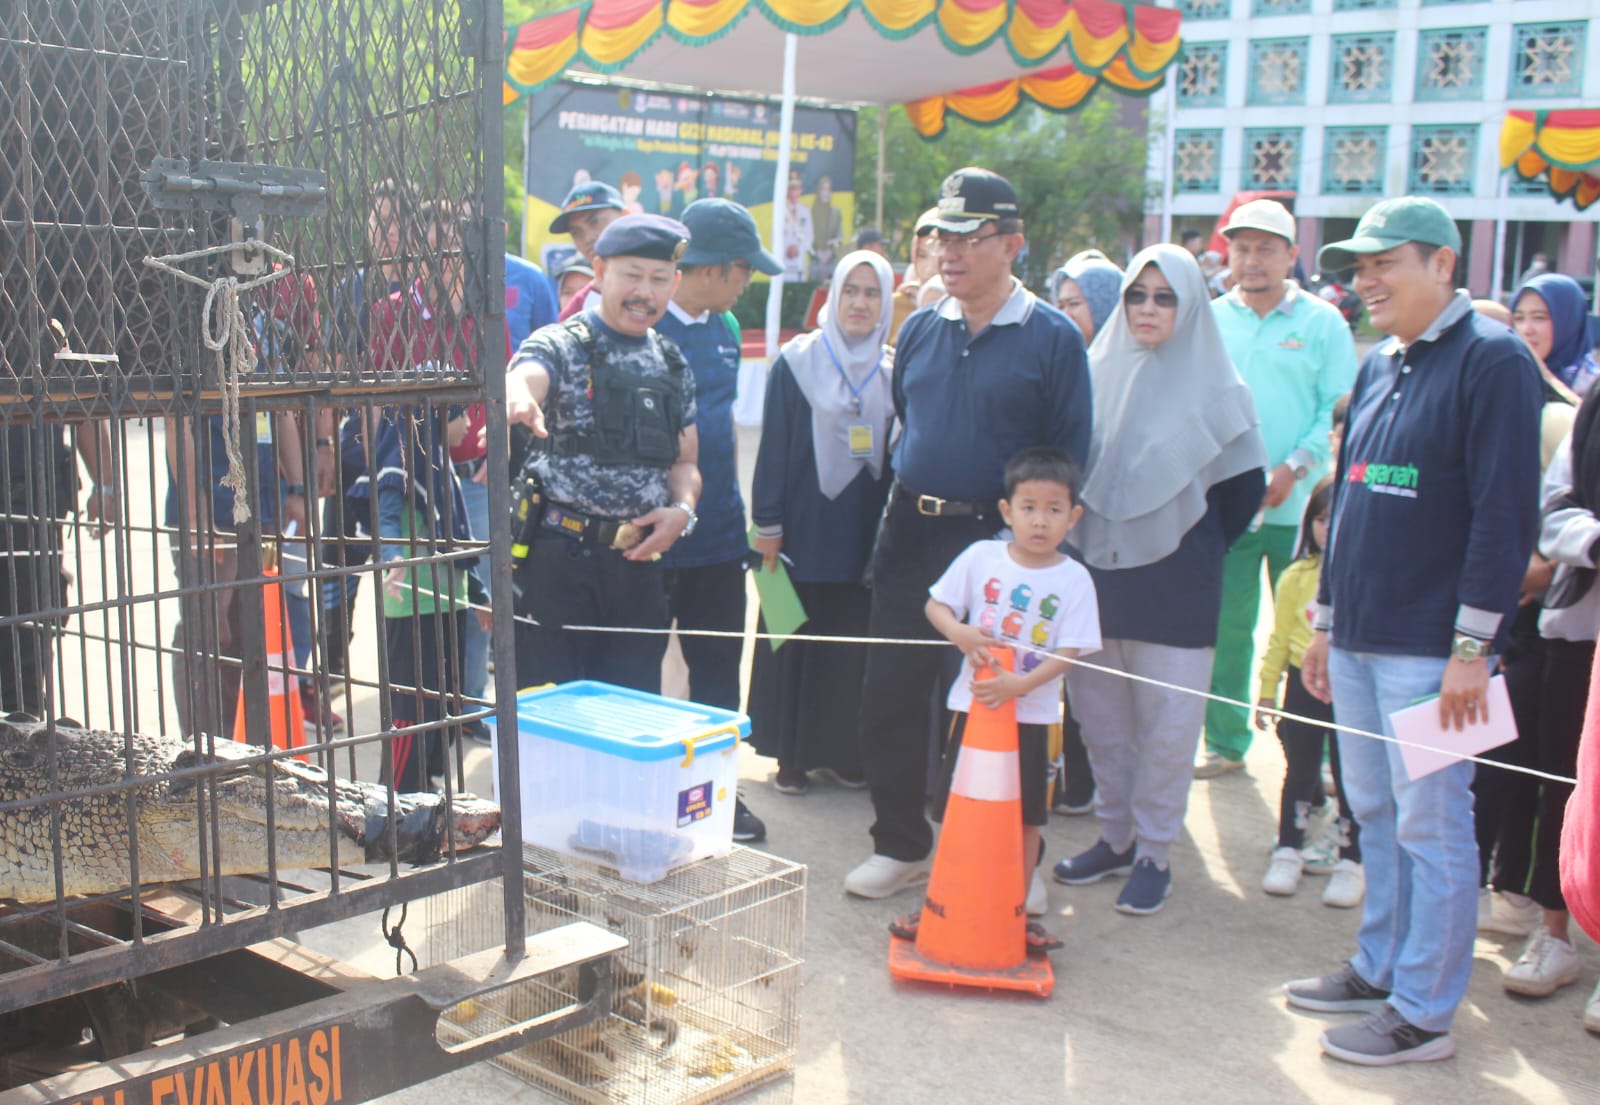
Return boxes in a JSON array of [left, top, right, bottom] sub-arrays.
[[491, 681, 750, 883]]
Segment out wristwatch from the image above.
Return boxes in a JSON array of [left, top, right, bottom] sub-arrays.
[[671, 500, 698, 537], [1291, 463, 1310, 481], [1451, 633, 1489, 662]]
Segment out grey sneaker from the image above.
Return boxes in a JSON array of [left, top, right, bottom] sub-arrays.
[[1283, 963, 1391, 1013], [1114, 858, 1172, 915], [1052, 839, 1135, 885], [1320, 1006, 1455, 1066]]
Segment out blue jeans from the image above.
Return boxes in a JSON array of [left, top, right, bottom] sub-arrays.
[[458, 473, 490, 706], [1328, 648, 1478, 1032]]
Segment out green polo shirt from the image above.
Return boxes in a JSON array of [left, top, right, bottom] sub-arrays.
[[1212, 284, 1358, 526]]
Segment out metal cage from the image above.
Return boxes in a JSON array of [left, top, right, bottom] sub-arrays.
[[0, 0, 524, 1062]]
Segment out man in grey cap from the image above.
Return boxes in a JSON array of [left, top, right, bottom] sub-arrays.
[[1199, 199, 1358, 792], [505, 213, 702, 691], [1284, 196, 1543, 1066], [843, 167, 1092, 902], [551, 181, 625, 318], [658, 198, 782, 843]]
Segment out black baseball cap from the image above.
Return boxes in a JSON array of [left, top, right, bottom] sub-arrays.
[[930, 167, 1021, 234], [594, 214, 689, 263], [548, 181, 625, 234], [855, 227, 886, 249], [679, 199, 782, 274]]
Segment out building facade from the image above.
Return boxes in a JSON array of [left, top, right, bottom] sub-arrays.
[[1154, 0, 1599, 295]]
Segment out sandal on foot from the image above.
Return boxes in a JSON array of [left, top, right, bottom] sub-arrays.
[[1026, 921, 1064, 954], [888, 912, 920, 941]]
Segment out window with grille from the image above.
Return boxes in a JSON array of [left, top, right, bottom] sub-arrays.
[[1416, 26, 1487, 102], [1333, 0, 1394, 9], [1178, 42, 1228, 107], [1174, 130, 1224, 194], [1179, 0, 1231, 20], [1330, 33, 1394, 104], [1243, 127, 1302, 190], [1248, 38, 1310, 106], [1409, 125, 1477, 195], [1510, 22, 1585, 98], [1253, 0, 1310, 15], [1322, 127, 1387, 195]]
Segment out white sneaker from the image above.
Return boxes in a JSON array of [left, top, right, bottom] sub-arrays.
[[1322, 860, 1365, 909], [1584, 978, 1600, 1035], [1262, 847, 1304, 896], [1504, 929, 1581, 997], [843, 854, 932, 899], [1478, 890, 1542, 937], [1194, 752, 1245, 779], [1026, 869, 1048, 916]]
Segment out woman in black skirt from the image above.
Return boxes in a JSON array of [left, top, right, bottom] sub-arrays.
[[748, 251, 896, 793]]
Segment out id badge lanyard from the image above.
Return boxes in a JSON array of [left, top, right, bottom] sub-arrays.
[[821, 334, 880, 458]]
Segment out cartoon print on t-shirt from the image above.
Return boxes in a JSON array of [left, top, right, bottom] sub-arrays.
[[983, 577, 1001, 604], [1000, 610, 1024, 639], [1030, 620, 1051, 648], [1039, 593, 1060, 619], [979, 605, 999, 634], [1010, 583, 1032, 612]]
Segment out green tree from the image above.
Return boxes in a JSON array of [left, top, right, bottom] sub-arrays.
[[856, 96, 1153, 287]]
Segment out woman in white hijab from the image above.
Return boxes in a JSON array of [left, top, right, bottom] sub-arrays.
[[748, 251, 897, 794], [1053, 243, 1266, 915]]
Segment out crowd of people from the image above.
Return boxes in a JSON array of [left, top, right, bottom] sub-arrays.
[[10, 159, 1599, 1073]]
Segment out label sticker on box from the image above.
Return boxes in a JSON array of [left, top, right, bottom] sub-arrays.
[[678, 781, 713, 826]]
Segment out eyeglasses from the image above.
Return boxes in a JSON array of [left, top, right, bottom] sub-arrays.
[[1123, 287, 1179, 309], [932, 231, 1002, 254]]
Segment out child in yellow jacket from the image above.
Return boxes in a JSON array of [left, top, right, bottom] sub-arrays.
[[1254, 479, 1363, 908]]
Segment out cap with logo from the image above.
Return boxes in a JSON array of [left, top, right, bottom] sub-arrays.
[[929, 167, 1021, 234], [594, 214, 689, 263], [1221, 199, 1296, 244], [1317, 196, 1462, 273], [548, 181, 625, 234], [678, 198, 782, 275]]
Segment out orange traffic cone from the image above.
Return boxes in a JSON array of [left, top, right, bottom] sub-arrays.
[[888, 645, 1054, 996], [233, 565, 308, 761]]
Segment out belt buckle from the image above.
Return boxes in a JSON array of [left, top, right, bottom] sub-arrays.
[[916, 493, 945, 517], [610, 522, 644, 551]]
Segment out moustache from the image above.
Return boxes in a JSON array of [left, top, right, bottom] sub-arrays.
[[622, 297, 657, 313]]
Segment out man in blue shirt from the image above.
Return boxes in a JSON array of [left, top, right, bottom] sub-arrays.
[[1200, 200, 1358, 778], [844, 168, 1093, 900], [657, 198, 782, 844], [1286, 197, 1542, 1066]]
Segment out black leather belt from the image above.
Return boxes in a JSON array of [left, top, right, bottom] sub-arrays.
[[541, 502, 645, 551], [452, 457, 484, 479], [894, 483, 998, 519]]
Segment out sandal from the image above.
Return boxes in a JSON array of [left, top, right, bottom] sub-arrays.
[[888, 911, 921, 941], [1025, 921, 1064, 954]]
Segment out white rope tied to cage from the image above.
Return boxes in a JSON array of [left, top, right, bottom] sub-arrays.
[[144, 239, 297, 525]]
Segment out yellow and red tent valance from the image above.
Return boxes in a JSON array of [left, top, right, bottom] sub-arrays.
[[1500, 109, 1600, 212], [502, 0, 1182, 134]]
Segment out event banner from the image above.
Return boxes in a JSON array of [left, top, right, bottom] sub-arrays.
[[524, 82, 857, 283]]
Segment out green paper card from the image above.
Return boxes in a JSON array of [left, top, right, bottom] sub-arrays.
[[748, 526, 808, 650]]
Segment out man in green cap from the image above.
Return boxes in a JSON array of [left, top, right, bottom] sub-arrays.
[[1283, 197, 1544, 1065]]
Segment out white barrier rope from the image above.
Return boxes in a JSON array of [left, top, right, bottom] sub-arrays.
[[144, 240, 298, 526]]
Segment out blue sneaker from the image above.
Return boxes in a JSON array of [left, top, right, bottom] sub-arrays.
[[1052, 839, 1135, 885], [1114, 858, 1172, 915]]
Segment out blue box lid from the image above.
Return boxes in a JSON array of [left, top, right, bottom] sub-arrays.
[[507, 681, 748, 764]]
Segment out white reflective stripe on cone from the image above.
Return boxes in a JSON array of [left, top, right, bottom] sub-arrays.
[[951, 746, 1021, 802], [266, 651, 290, 696]]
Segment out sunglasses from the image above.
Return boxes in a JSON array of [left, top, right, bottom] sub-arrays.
[[932, 231, 1002, 254], [1123, 287, 1179, 308]]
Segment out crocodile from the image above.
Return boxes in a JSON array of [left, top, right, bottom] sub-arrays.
[[0, 715, 500, 903]]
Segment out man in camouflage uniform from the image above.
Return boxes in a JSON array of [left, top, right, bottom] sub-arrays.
[[505, 214, 702, 691]]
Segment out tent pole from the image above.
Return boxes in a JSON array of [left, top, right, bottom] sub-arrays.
[[875, 108, 886, 229], [765, 32, 798, 362], [1490, 172, 1508, 302], [1159, 79, 1176, 246]]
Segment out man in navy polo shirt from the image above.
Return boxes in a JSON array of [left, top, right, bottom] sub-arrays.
[[843, 167, 1093, 899], [657, 198, 782, 844], [1285, 197, 1543, 1065]]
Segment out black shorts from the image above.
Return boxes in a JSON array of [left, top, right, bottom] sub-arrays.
[[931, 713, 1050, 828]]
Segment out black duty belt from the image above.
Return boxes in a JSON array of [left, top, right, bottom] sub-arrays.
[[541, 502, 646, 551], [894, 483, 999, 520], [452, 457, 485, 479]]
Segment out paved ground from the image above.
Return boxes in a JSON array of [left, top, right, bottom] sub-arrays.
[[61, 415, 1599, 1105]]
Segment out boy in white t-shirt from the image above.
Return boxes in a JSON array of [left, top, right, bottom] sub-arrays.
[[919, 447, 1101, 949]]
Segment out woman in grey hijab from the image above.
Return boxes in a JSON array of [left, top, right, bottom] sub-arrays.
[[1048, 250, 1123, 344], [1053, 243, 1266, 916], [748, 251, 897, 793]]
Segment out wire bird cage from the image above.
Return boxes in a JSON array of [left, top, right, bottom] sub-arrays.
[[424, 847, 806, 1105], [0, 0, 525, 1068]]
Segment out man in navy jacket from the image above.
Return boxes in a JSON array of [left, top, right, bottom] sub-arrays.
[[1286, 197, 1543, 1066]]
